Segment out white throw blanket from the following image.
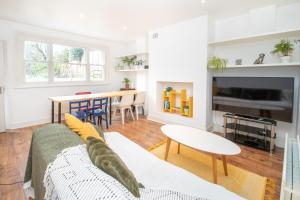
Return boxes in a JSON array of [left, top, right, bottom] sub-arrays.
[[43, 144, 208, 200]]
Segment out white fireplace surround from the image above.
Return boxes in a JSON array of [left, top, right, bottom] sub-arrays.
[[147, 16, 211, 130]]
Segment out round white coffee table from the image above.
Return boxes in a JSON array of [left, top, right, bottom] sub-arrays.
[[161, 124, 241, 184]]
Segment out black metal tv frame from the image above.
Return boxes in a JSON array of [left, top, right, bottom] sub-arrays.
[[223, 113, 276, 152]]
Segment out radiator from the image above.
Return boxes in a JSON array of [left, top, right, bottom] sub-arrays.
[[281, 134, 300, 200]]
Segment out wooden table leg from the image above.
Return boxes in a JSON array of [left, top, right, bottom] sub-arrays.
[[109, 97, 112, 125], [177, 142, 180, 154], [51, 101, 54, 123], [212, 154, 217, 184], [58, 102, 61, 123], [164, 138, 171, 161], [222, 155, 228, 176]]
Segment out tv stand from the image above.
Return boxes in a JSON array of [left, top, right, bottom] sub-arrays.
[[223, 113, 276, 152]]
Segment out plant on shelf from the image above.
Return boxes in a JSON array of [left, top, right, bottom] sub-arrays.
[[183, 105, 189, 115], [271, 39, 294, 63], [165, 87, 173, 96], [121, 56, 137, 68], [207, 56, 228, 72], [123, 77, 130, 89]]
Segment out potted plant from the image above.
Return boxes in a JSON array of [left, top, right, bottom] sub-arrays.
[[184, 105, 189, 115], [165, 87, 173, 96], [271, 39, 294, 63], [123, 77, 130, 89], [207, 56, 228, 72], [121, 56, 137, 69]]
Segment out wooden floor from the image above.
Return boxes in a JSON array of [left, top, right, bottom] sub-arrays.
[[0, 116, 283, 200]]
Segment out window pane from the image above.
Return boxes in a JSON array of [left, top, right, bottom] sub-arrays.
[[90, 65, 104, 81], [24, 41, 48, 62], [53, 44, 86, 64], [54, 63, 86, 81], [25, 61, 48, 82], [89, 50, 105, 65]]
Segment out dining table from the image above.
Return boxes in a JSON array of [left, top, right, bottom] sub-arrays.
[[49, 90, 140, 124]]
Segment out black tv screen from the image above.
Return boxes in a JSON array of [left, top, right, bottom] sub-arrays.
[[212, 77, 294, 122]]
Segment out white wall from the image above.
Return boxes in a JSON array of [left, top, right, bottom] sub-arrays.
[[148, 16, 210, 129], [0, 19, 127, 129], [213, 3, 300, 42]]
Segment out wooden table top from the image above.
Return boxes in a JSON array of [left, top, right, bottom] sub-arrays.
[[49, 90, 141, 102]]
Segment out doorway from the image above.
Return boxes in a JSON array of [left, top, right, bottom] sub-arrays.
[[0, 41, 6, 132]]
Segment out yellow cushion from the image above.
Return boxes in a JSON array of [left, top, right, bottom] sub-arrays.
[[79, 123, 104, 143], [64, 113, 104, 143], [64, 113, 84, 133]]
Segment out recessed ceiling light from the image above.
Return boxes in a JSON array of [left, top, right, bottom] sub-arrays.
[[79, 13, 85, 19], [201, 0, 206, 3], [123, 26, 128, 30]]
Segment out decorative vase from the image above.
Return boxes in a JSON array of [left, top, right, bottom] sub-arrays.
[[125, 83, 130, 89], [164, 101, 170, 109], [184, 107, 189, 115], [280, 56, 291, 63]]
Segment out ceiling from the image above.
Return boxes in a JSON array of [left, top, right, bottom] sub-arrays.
[[0, 0, 298, 42]]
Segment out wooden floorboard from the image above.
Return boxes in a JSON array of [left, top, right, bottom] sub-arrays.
[[0, 116, 283, 200]]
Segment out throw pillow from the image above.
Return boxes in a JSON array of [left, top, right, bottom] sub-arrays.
[[64, 113, 84, 133], [79, 123, 104, 143], [86, 137, 140, 197], [64, 113, 105, 142]]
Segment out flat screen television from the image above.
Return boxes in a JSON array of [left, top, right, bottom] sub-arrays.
[[212, 77, 294, 123]]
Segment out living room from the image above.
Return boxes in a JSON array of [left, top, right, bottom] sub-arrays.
[[0, 0, 300, 200]]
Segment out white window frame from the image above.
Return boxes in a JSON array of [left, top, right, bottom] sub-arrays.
[[89, 48, 106, 82], [16, 33, 109, 88]]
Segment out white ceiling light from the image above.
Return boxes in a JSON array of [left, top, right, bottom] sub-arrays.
[[79, 13, 85, 19], [123, 26, 128, 31], [201, 0, 206, 3]]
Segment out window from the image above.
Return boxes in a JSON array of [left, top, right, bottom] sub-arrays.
[[53, 44, 87, 81], [24, 41, 48, 82], [89, 50, 105, 81], [23, 39, 106, 84]]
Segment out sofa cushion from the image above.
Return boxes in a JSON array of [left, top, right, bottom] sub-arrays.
[[64, 113, 105, 142], [64, 113, 83, 133], [86, 137, 140, 197], [79, 123, 105, 143]]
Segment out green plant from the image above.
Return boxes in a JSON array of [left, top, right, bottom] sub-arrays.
[[165, 87, 173, 92], [121, 56, 137, 66], [123, 77, 130, 84], [70, 48, 84, 62], [207, 56, 228, 71], [271, 39, 294, 57]]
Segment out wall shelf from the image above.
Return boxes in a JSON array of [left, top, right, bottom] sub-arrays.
[[208, 28, 300, 46], [116, 52, 148, 58], [115, 53, 148, 72], [226, 62, 300, 68], [116, 69, 148, 72], [163, 89, 193, 118]]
